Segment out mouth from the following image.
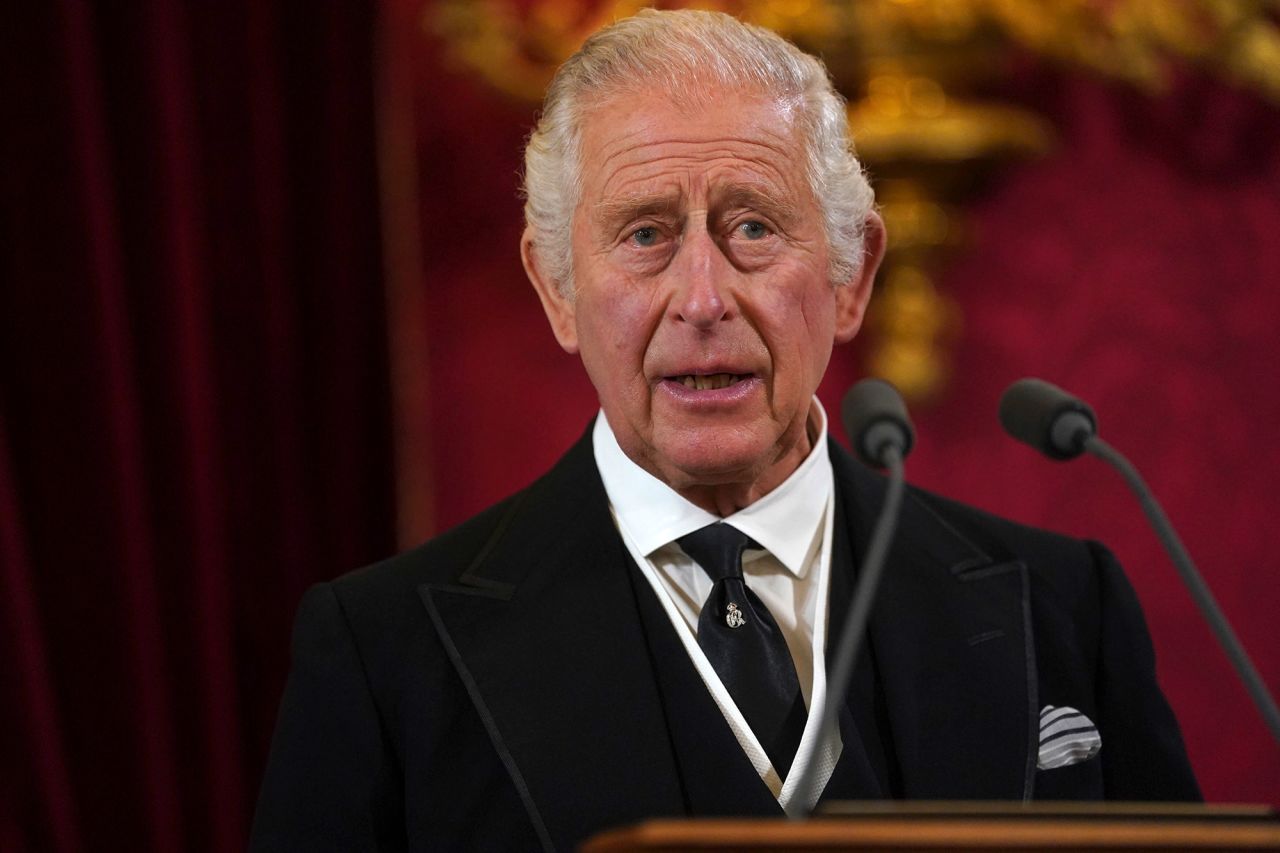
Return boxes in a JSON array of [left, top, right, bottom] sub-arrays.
[[667, 372, 751, 391]]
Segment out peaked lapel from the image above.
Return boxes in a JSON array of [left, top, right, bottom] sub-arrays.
[[420, 429, 684, 852], [818, 488, 889, 801], [829, 441, 1038, 801]]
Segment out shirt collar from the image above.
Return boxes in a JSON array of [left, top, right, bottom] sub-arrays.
[[592, 400, 833, 578]]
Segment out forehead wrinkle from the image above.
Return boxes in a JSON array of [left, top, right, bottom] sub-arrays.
[[580, 89, 804, 185], [598, 149, 799, 207], [594, 133, 795, 179]]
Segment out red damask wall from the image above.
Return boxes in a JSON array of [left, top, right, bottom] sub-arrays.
[[415, 42, 1280, 802]]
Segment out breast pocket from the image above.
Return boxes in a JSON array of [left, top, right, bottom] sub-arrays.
[[1033, 752, 1104, 800]]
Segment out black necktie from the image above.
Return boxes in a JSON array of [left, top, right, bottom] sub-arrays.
[[678, 522, 807, 780]]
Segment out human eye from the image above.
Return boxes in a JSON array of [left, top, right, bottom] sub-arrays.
[[736, 220, 771, 240], [629, 226, 661, 247]]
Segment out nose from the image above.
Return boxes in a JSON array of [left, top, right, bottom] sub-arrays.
[[672, 229, 733, 330]]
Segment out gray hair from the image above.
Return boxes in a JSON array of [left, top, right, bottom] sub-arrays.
[[521, 8, 875, 295]]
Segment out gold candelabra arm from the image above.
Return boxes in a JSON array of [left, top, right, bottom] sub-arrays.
[[430, 1, 737, 103], [987, 0, 1280, 104]]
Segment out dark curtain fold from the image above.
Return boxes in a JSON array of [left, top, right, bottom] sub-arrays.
[[1, 2, 395, 850]]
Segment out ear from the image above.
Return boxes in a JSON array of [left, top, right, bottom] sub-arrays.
[[522, 227, 579, 354], [833, 212, 886, 344]]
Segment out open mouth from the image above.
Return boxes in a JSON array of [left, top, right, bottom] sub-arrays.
[[668, 373, 750, 390]]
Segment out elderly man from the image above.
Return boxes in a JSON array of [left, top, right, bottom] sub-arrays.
[[251, 10, 1198, 852]]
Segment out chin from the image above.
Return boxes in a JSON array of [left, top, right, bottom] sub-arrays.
[[652, 437, 773, 491]]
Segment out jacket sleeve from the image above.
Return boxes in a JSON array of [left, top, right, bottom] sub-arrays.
[[1091, 542, 1202, 800], [249, 583, 405, 851]]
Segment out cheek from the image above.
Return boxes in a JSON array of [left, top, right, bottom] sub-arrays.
[[802, 288, 839, 344], [577, 282, 662, 373], [759, 277, 837, 354], [612, 296, 657, 353], [749, 286, 838, 404]]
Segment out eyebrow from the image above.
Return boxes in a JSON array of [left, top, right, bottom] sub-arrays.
[[592, 193, 684, 235], [714, 186, 801, 226], [591, 184, 803, 236]]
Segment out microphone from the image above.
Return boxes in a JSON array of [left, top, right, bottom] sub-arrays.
[[998, 378, 1097, 460], [789, 379, 914, 817], [999, 377, 1280, 748], [842, 377, 915, 468]]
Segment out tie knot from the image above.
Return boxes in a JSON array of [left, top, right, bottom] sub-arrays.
[[677, 522, 759, 583]]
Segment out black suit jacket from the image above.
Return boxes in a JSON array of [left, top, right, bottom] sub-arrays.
[[251, 429, 1199, 852]]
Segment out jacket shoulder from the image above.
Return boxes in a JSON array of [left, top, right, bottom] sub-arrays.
[[910, 484, 1091, 567], [333, 489, 527, 602], [325, 423, 599, 620], [828, 436, 1091, 568]]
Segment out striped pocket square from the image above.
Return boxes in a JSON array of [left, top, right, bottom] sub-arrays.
[[1038, 705, 1101, 770]]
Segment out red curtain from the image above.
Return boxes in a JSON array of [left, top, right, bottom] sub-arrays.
[[410, 24, 1280, 806], [1, 2, 394, 850]]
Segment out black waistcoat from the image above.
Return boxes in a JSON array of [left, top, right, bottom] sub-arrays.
[[622, 491, 901, 815]]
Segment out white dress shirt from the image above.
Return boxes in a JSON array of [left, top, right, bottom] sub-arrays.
[[592, 401, 841, 812]]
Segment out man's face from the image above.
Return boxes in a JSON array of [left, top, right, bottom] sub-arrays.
[[526, 88, 879, 502]]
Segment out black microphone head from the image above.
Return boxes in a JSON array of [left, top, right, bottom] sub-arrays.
[[999, 378, 1098, 460], [842, 378, 915, 468]]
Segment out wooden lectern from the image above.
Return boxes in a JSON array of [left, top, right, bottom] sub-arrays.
[[583, 802, 1280, 852]]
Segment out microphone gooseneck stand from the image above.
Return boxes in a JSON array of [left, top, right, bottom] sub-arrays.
[[789, 378, 913, 818], [1081, 432, 1280, 748], [1000, 377, 1280, 749], [787, 443, 905, 817]]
